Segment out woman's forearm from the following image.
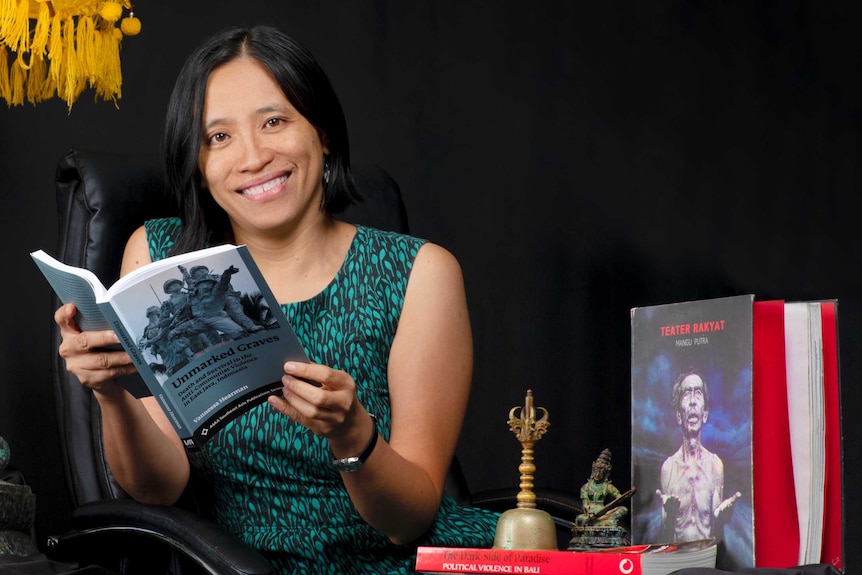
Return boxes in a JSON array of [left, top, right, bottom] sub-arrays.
[[338, 434, 444, 544]]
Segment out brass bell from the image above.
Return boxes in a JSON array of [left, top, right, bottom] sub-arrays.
[[492, 390, 557, 550]]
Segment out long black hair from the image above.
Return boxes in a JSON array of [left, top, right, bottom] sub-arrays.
[[163, 25, 362, 254]]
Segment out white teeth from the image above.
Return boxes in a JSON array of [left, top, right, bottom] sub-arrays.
[[242, 175, 287, 196]]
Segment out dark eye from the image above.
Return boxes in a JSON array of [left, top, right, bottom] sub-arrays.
[[208, 133, 227, 145], [265, 118, 283, 128]]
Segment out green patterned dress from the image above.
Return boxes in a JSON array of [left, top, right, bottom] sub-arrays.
[[144, 218, 499, 574]]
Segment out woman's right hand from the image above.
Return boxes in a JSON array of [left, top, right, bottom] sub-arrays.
[[55, 303, 138, 392]]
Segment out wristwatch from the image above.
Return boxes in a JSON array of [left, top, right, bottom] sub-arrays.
[[332, 414, 379, 472]]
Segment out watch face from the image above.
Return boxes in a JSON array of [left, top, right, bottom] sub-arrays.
[[335, 457, 362, 472]]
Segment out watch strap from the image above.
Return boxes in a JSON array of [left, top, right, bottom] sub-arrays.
[[332, 414, 379, 472]]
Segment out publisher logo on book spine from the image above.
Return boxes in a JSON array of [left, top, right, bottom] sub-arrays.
[[618, 558, 634, 574]]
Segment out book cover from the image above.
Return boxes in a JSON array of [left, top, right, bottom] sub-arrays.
[[414, 540, 717, 575], [750, 300, 799, 567], [630, 295, 754, 570], [33, 244, 309, 450], [820, 301, 844, 570]]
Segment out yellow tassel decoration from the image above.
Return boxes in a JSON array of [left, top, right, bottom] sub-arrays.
[[0, 46, 11, 103], [120, 10, 138, 36], [97, 1, 120, 22], [0, 0, 141, 110]]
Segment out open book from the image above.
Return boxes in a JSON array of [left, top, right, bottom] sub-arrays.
[[630, 295, 843, 570], [32, 244, 309, 450]]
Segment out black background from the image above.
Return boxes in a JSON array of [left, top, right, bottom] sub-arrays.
[[1, 1, 859, 569]]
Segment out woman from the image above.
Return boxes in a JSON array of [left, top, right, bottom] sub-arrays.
[[54, 25, 498, 574]]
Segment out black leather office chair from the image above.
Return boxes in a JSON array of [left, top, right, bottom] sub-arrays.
[[44, 148, 580, 574]]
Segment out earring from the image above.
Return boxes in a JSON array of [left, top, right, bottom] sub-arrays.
[[323, 156, 331, 185]]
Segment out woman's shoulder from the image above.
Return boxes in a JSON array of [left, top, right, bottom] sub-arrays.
[[144, 217, 182, 261], [360, 225, 463, 266], [355, 227, 464, 292], [355, 224, 425, 247], [145, 216, 182, 235], [354, 225, 433, 260]]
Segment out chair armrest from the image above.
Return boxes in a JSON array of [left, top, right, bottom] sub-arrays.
[[470, 487, 582, 531], [46, 499, 274, 575]]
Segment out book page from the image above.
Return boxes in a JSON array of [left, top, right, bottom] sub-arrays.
[[31, 250, 110, 332], [784, 302, 814, 564], [804, 302, 825, 563]]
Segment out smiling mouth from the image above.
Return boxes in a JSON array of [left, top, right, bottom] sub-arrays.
[[241, 175, 288, 197]]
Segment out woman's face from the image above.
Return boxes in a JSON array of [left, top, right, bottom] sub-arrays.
[[198, 56, 329, 236]]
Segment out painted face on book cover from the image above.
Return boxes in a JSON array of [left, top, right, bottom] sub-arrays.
[[198, 56, 330, 236], [676, 373, 708, 435]]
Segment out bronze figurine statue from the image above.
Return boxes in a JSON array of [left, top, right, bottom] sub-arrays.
[[568, 448, 635, 550]]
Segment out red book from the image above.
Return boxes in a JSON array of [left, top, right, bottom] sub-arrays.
[[414, 540, 717, 575]]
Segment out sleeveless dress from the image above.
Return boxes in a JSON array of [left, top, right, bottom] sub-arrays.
[[144, 218, 499, 574]]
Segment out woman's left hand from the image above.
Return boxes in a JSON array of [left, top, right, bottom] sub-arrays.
[[267, 361, 366, 441]]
